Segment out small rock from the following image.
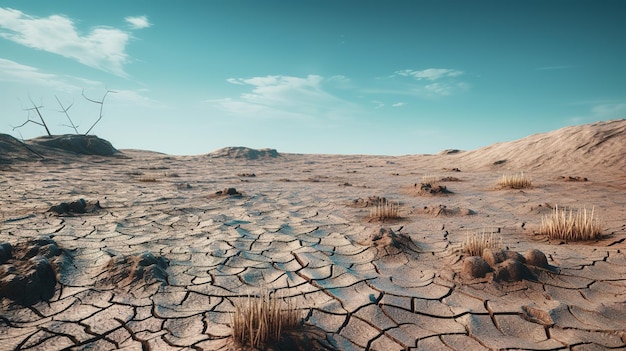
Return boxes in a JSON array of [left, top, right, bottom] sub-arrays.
[[0, 243, 12, 264]]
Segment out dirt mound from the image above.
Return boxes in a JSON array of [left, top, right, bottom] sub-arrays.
[[360, 227, 420, 257], [0, 237, 68, 306], [97, 251, 169, 290], [27, 134, 119, 156], [410, 182, 452, 196], [208, 146, 279, 160], [418, 204, 475, 217], [450, 119, 626, 172], [0, 134, 43, 163]]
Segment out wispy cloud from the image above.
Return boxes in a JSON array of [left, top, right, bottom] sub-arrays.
[[0, 58, 163, 110], [392, 102, 405, 107], [0, 7, 131, 76], [388, 68, 468, 97], [0, 58, 92, 91], [394, 68, 463, 81], [125, 16, 151, 30], [208, 74, 359, 120]]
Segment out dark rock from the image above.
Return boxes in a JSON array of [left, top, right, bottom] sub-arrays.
[[214, 188, 242, 197], [48, 199, 102, 215], [66, 198, 87, 213], [462, 256, 492, 279], [0, 243, 12, 264]]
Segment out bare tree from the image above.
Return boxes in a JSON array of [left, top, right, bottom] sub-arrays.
[[82, 89, 116, 135], [12, 97, 52, 136], [55, 95, 79, 134]]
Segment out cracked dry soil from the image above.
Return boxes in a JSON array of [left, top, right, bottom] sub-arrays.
[[1, 150, 625, 351]]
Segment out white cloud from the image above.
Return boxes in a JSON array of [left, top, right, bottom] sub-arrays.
[[395, 68, 463, 81], [125, 16, 151, 30], [392, 102, 405, 107], [211, 74, 359, 120], [0, 7, 131, 76]]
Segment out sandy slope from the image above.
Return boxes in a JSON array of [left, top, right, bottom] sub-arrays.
[[1, 120, 625, 350]]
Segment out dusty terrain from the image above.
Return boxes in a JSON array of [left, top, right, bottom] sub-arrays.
[[1, 120, 625, 350]]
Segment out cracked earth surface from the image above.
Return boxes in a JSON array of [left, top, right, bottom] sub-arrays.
[[1, 151, 625, 350]]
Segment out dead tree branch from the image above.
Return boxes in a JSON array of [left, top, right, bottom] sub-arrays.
[[13, 97, 52, 136], [82, 89, 116, 135], [55, 95, 79, 134]]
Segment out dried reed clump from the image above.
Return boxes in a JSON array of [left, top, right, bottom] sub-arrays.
[[497, 172, 532, 189], [231, 290, 301, 348], [540, 205, 603, 241], [462, 230, 503, 257], [368, 198, 400, 221], [137, 176, 158, 182], [421, 174, 441, 184]]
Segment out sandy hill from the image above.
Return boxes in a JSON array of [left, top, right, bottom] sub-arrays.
[[0, 134, 119, 163], [446, 119, 626, 173]]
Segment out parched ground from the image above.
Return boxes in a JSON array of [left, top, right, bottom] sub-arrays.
[[1, 150, 625, 350]]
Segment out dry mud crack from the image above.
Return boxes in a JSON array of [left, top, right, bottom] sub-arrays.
[[1, 151, 625, 350]]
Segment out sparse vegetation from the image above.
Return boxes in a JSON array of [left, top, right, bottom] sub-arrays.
[[462, 230, 503, 257], [368, 198, 401, 221], [231, 290, 301, 348], [540, 205, 603, 241], [497, 172, 532, 189], [137, 176, 158, 182], [421, 174, 441, 184]]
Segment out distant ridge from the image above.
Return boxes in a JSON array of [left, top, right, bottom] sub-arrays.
[[208, 146, 280, 160], [448, 119, 626, 172]]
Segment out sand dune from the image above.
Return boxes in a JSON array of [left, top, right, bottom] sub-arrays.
[[1, 120, 625, 350], [447, 119, 626, 172]]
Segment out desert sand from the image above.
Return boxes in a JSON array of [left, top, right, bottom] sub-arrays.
[[1, 119, 625, 350]]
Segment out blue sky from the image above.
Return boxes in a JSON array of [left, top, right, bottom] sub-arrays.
[[1, 1, 625, 155]]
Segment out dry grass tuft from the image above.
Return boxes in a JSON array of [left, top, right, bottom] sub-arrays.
[[462, 230, 503, 257], [421, 174, 441, 184], [231, 290, 301, 348], [540, 205, 603, 241], [137, 176, 158, 182], [368, 198, 401, 221], [497, 172, 532, 189]]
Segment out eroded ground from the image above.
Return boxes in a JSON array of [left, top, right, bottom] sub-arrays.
[[1, 151, 625, 350]]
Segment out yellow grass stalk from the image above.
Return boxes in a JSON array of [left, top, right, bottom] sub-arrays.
[[421, 174, 441, 184], [231, 290, 301, 348], [462, 230, 503, 257], [540, 205, 603, 241], [368, 198, 400, 220], [497, 172, 532, 189]]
